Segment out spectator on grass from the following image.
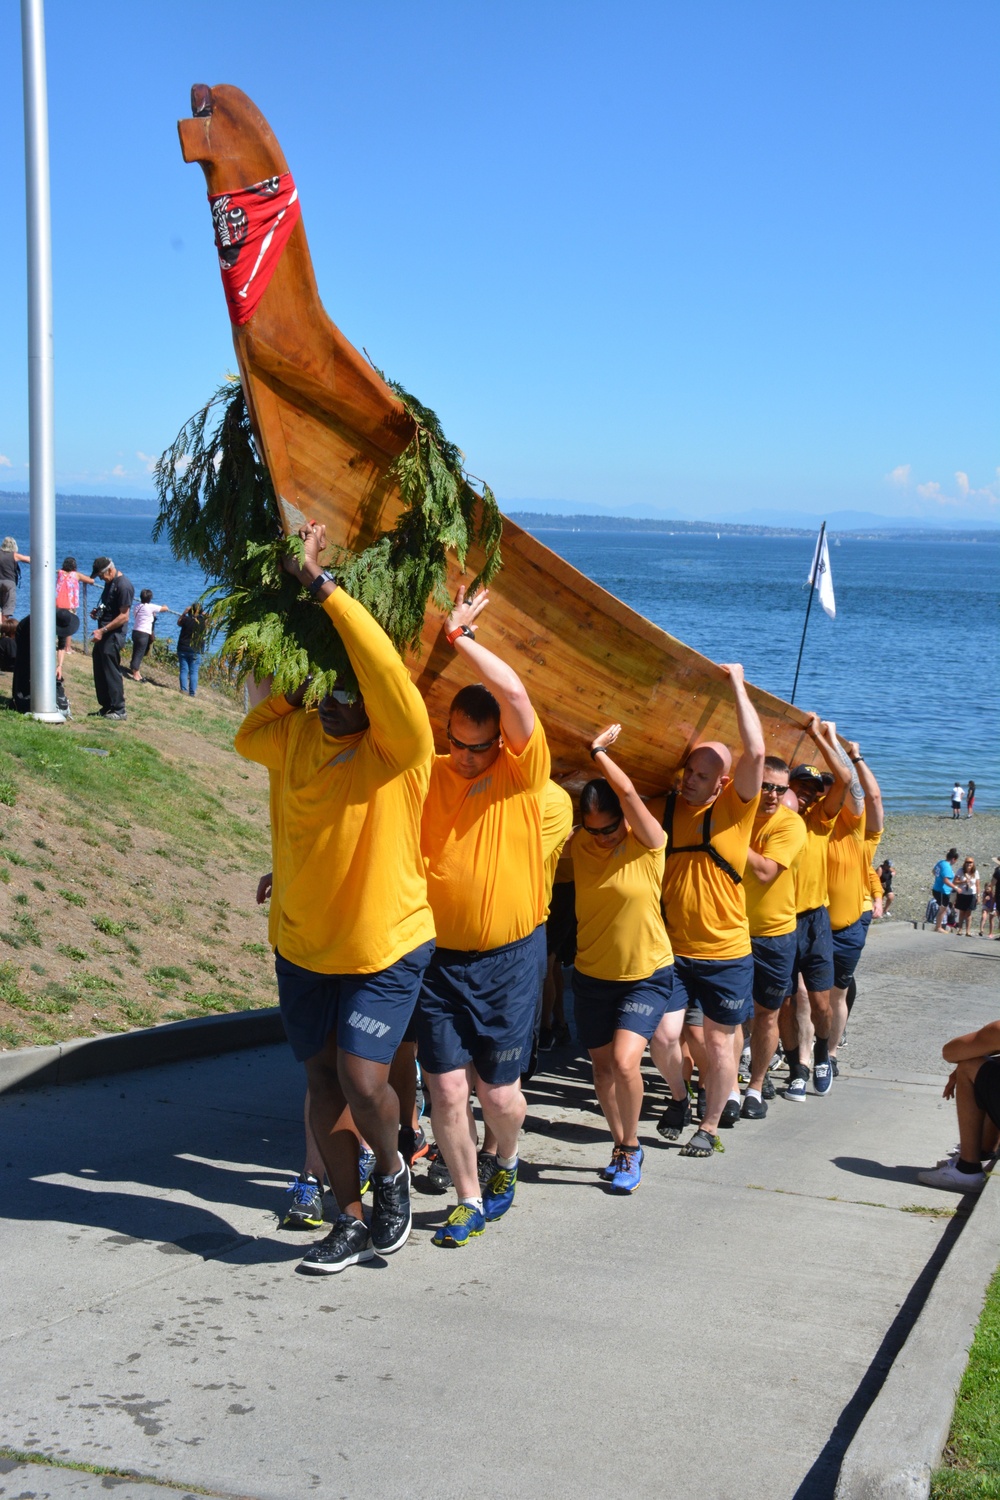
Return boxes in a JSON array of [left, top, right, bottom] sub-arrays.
[[129, 590, 174, 681], [176, 603, 207, 697], [0, 538, 30, 618], [918, 1019, 1000, 1192]]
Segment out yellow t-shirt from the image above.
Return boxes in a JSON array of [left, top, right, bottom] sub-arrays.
[[743, 804, 808, 938], [572, 829, 672, 982], [794, 802, 838, 914], [421, 718, 551, 951], [655, 780, 759, 960], [827, 805, 867, 931], [541, 781, 574, 919], [863, 831, 883, 911], [234, 590, 435, 975]]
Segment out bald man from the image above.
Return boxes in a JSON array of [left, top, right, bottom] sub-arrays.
[[650, 665, 764, 1157]]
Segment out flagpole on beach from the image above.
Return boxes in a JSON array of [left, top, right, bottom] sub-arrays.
[[21, 0, 62, 722], [790, 520, 825, 705]]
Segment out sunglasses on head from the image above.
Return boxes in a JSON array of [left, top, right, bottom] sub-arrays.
[[447, 730, 500, 754], [761, 781, 789, 794], [583, 812, 624, 837]]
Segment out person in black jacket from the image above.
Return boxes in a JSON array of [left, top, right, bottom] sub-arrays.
[[90, 556, 134, 720]]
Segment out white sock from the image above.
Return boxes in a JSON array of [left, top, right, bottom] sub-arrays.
[[497, 1153, 518, 1170], [728, 1089, 740, 1104], [746, 1088, 762, 1103], [460, 1196, 484, 1213]]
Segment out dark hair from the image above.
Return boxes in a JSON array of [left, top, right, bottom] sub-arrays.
[[140, 588, 153, 604], [764, 755, 789, 775], [61, 557, 76, 572], [580, 778, 622, 821], [187, 602, 205, 618], [946, 848, 959, 861], [449, 682, 500, 728], [0, 618, 17, 637]]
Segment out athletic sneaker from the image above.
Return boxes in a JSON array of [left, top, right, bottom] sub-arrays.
[[426, 1148, 452, 1192], [538, 1027, 556, 1052], [432, 1203, 486, 1247], [483, 1162, 517, 1220], [398, 1125, 430, 1167], [719, 1099, 741, 1129], [358, 1145, 377, 1196], [830, 1058, 840, 1079], [761, 1075, 776, 1101], [738, 1046, 752, 1086], [785, 1069, 809, 1103], [599, 1151, 618, 1181], [298, 1214, 373, 1274], [103, 709, 127, 721], [280, 1174, 324, 1230], [370, 1155, 412, 1254], [741, 1094, 768, 1120], [813, 1060, 833, 1096], [917, 1161, 986, 1193], [696, 1087, 707, 1120], [610, 1145, 643, 1194], [656, 1097, 691, 1140], [839, 1028, 848, 1047], [477, 1150, 498, 1188]]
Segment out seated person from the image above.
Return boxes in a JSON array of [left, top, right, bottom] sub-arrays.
[[918, 1020, 1000, 1192]]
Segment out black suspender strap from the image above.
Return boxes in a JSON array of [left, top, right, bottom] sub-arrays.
[[660, 789, 743, 885]]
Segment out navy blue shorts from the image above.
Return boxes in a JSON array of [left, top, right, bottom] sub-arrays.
[[832, 916, 868, 990], [793, 905, 834, 993], [672, 953, 754, 1027], [274, 941, 434, 1065], [572, 964, 680, 1051], [860, 910, 873, 936], [751, 932, 797, 1011], [415, 931, 540, 1086]]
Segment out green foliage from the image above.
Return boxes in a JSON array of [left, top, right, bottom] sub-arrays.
[[147, 965, 192, 984], [0, 962, 27, 1007], [932, 1262, 1000, 1497], [0, 774, 16, 806], [153, 376, 502, 702], [93, 915, 126, 937], [56, 945, 88, 963], [57, 889, 86, 907]]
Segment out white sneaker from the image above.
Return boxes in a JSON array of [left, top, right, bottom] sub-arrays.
[[917, 1160, 986, 1192]]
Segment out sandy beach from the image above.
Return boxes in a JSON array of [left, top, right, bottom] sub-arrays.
[[877, 810, 999, 927]]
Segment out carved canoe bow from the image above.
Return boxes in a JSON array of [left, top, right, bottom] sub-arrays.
[[178, 83, 812, 793]]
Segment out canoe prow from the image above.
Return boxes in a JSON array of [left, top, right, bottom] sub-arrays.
[[179, 84, 814, 793]]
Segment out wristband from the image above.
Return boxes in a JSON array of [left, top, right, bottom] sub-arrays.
[[590, 746, 608, 759], [306, 569, 336, 597], [850, 756, 864, 764], [445, 624, 475, 646]]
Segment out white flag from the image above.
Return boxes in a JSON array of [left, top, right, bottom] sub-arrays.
[[807, 530, 836, 619]]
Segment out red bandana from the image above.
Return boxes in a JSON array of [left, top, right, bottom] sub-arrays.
[[208, 172, 301, 326]]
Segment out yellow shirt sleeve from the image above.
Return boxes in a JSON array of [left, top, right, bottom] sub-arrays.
[[540, 781, 574, 916], [321, 591, 433, 773], [234, 694, 296, 769]]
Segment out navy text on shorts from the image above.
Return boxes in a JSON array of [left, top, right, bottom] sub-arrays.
[[416, 930, 540, 1086], [831, 915, 868, 990], [572, 964, 680, 1051], [275, 941, 434, 1065], [672, 952, 754, 1027], [793, 905, 834, 993], [751, 931, 797, 1010]]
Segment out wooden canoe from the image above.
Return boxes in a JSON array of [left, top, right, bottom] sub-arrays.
[[178, 84, 813, 794]]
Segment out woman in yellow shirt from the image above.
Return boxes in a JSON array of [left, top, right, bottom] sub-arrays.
[[571, 723, 682, 1194]]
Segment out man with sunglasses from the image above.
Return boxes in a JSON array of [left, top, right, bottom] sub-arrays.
[[650, 664, 765, 1158], [740, 756, 807, 1118], [418, 585, 550, 1248], [235, 523, 436, 1275]]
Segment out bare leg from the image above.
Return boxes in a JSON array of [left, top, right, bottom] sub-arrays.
[[337, 1050, 403, 1176], [611, 1030, 649, 1147], [700, 1016, 738, 1134], [649, 1008, 686, 1101], [955, 1059, 990, 1162], [475, 1073, 526, 1162], [749, 1004, 781, 1092], [589, 1042, 623, 1144], [389, 1041, 418, 1133], [778, 995, 799, 1065], [424, 1067, 480, 1200], [302, 1088, 325, 1180], [304, 1043, 362, 1220], [829, 984, 849, 1055], [683, 1019, 708, 1088]]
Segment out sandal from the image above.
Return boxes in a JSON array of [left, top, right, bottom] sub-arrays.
[[656, 1097, 691, 1140], [679, 1128, 723, 1158]]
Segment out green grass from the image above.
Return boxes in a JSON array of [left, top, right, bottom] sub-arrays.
[[0, 963, 28, 1007], [0, 1023, 23, 1046], [0, 773, 16, 806], [92, 915, 125, 937], [57, 888, 86, 907], [242, 940, 268, 957], [147, 965, 192, 984], [55, 944, 88, 962], [932, 1263, 1000, 1497]]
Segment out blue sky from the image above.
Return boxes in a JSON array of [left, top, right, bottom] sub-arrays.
[[1, 2, 997, 523]]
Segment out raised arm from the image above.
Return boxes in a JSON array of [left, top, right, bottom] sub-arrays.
[[846, 740, 884, 833], [444, 585, 534, 755], [805, 715, 850, 817], [588, 724, 665, 850], [720, 663, 765, 803]]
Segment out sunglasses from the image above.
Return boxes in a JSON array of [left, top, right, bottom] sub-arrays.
[[761, 781, 789, 795], [583, 813, 624, 837], [447, 731, 499, 754]]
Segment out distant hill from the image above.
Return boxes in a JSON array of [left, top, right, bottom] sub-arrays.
[[0, 491, 157, 516], [505, 498, 1000, 533], [510, 511, 1000, 544]]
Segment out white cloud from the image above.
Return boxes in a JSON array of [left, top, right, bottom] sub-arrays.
[[886, 463, 911, 487], [111, 464, 128, 478], [914, 470, 1000, 508], [916, 480, 943, 500], [0, 454, 11, 468], [173, 453, 192, 476], [136, 450, 158, 474]]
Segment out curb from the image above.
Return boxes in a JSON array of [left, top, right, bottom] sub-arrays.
[[834, 1171, 1000, 1499], [0, 1008, 285, 1094]]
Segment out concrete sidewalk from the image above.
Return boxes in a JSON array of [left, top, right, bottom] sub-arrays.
[[1, 924, 997, 1500]]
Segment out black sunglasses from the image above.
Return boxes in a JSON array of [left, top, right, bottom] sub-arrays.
[[761, 781, 789, 795], [583, 813, 624, 837], [447, 731, 499, 754]]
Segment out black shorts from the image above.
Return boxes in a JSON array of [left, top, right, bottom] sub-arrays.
[[955, 894, 977, 913], [546, 880, 577, 965], [973, 1056, 1000, 1130]]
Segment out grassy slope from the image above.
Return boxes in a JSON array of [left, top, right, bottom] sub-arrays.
[[932, 1261, 1000, 1497], [0, 649, 275, 1049]]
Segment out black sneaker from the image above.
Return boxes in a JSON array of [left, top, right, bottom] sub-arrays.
[[298, 1214, 373, 1275], [426, 1148, 452, 1192], [477, 1150, 498, 1187], [538, 1027, 556, 1052], [656, 1097, 691, 1140], [719, 1098, 741, 1128], [740, 1094, 768, 1120], [761, 1074, 776, 1101], [696, 1087, 707, 1120], [103, 709, 127, 721], [830, 1057, 840, 1078], [370, 1155, 412, 1255], [552, 1022, 571, 1046]]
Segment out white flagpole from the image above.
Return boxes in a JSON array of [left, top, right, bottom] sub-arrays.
[[790, 520, 825, 705], [21, 0, 63, 722]]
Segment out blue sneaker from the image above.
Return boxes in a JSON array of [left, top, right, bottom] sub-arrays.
[[610, 1144, 643, 1194], [432, 1203, 486, 1248], [599, 1152, 618, 1181], [358, 1145, 377, 1196], [483, 1162, 517, 1221], [813, 1060, 833, 1095], [280, 1174, 324, 1230]]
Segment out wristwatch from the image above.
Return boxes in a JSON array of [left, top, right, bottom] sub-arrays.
[[306, 570, 336, 597], [445, 624, 476, 646]]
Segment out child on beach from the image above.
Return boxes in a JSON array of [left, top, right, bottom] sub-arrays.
[[129, 590, 174, 680], [979, 883, 996, 938]]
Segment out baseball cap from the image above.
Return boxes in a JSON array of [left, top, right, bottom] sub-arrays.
[[790, 763, 824, 784], [91, 556, 112, 575]]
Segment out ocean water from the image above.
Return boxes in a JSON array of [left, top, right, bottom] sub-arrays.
[[2, 508, 994, 811]]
